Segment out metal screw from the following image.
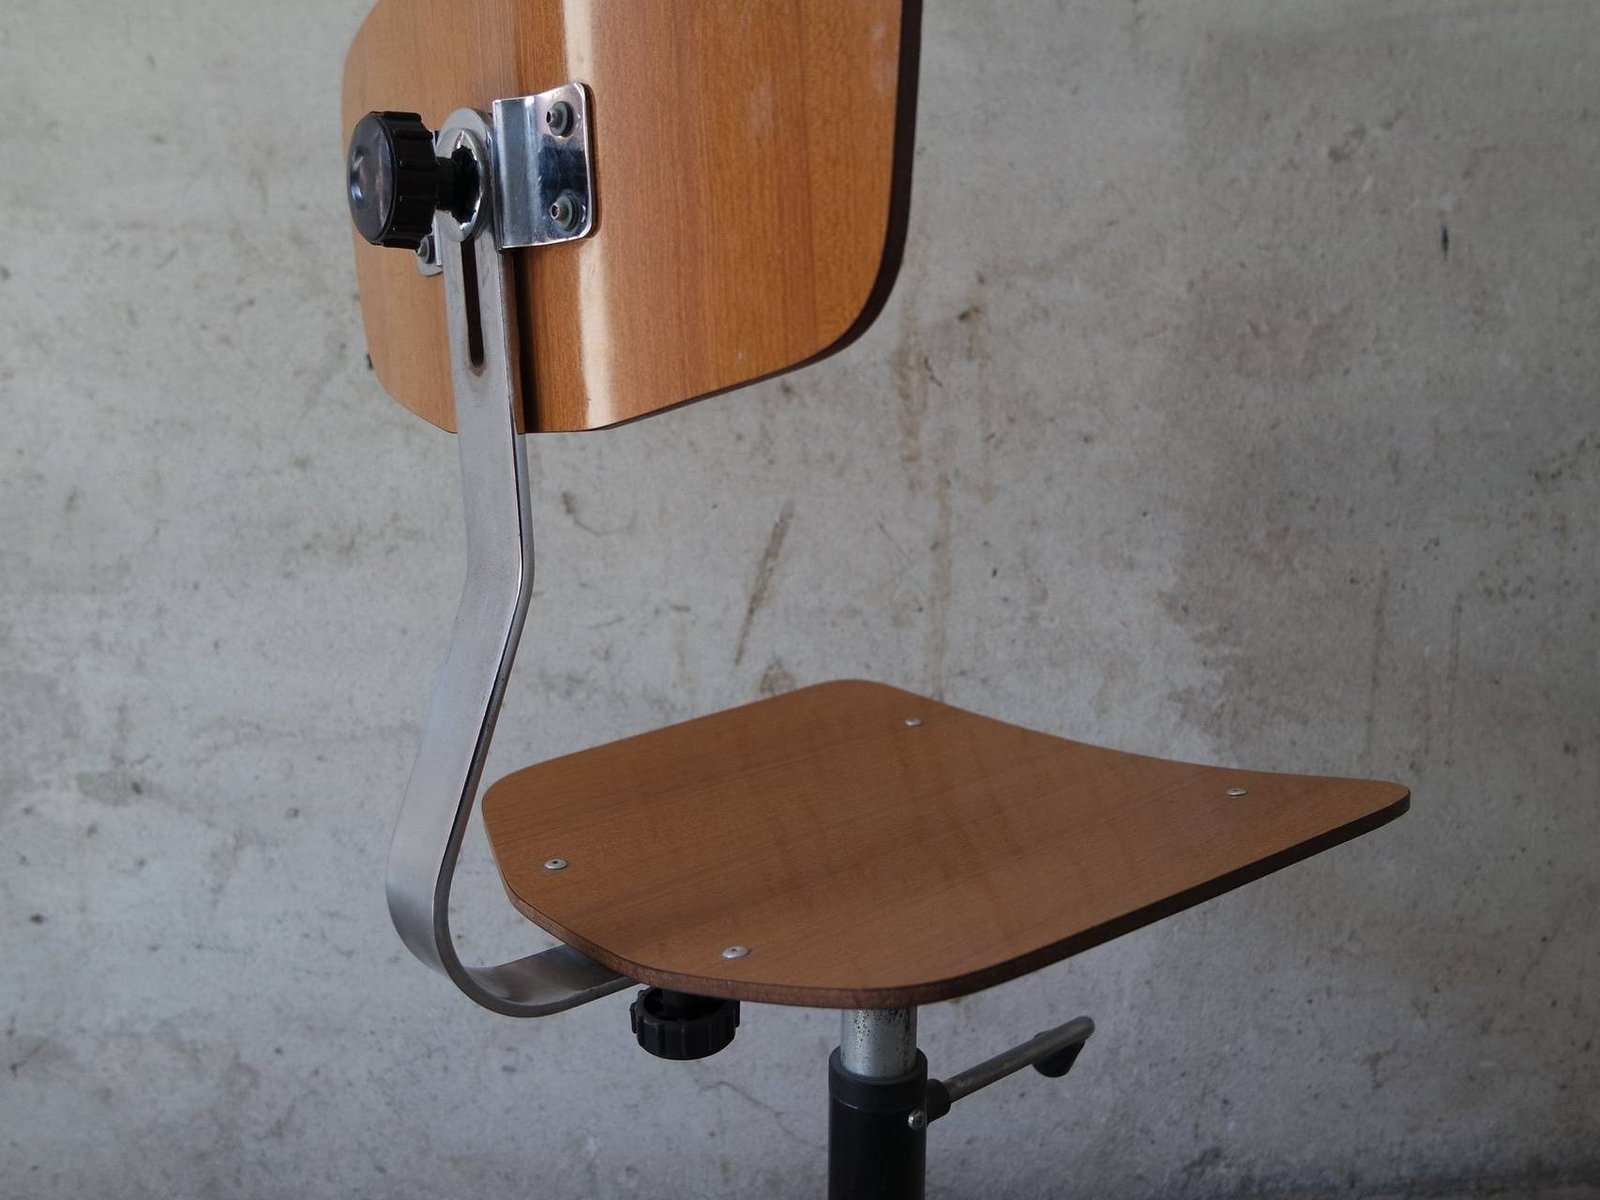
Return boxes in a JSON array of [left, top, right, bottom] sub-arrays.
[[721, 945, 750, 960], [545, 100, 574, 137], [549, 191, 583, 232], [544, 858, 568, 871], [414, 231, 443, 277], [904, 717, 923, 728], [1226, 787, 1248, 798], [907, 1109, 927, 1131]]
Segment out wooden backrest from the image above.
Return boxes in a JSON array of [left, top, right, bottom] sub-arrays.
[[343, 0, 920, 432]]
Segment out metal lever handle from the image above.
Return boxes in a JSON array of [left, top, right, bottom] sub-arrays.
[[925, 1016, 1094, 1122], [382, 108, 629, 1017]]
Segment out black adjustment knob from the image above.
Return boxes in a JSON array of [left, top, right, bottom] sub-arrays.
[[347, 111, 453, 250], [630, 988, 740, 1061]]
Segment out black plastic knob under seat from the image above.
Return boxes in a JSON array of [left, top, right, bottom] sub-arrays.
[[630, 988, 741, 1061]]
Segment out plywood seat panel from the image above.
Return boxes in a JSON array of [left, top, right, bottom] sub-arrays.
[[482, 681, 1408, 1008]]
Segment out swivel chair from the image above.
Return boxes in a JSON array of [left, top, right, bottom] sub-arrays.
[[341, 3, 1409, 1195]]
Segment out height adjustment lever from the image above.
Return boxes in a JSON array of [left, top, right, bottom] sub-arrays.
[[924, 1015, 1094, 1122]]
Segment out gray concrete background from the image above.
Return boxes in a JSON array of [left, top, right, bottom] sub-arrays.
[[2, 0, 1596, 1196]]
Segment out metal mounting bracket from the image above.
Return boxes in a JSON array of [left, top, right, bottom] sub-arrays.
[[492, 84, 595, 248], [409, 83, 595, 276], [383, 106, 628, 1017]]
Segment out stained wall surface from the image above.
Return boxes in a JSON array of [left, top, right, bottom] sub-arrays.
[[1, 1, 1595, 1196]]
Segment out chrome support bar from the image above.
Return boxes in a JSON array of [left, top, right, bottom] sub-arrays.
[[831, 1009, 928, 1197], [382, 108, 630, 1018], [840, 1008, 920, 1078]]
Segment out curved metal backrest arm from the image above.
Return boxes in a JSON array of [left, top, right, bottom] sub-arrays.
[[383, 109, 630, 1017]]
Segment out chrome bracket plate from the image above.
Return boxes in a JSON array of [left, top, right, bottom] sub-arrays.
[[384, 107, 628, 1017], [491, 83, 596, 249]]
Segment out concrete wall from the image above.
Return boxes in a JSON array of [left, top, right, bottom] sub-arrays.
[[2, 0, 1595, 1196]]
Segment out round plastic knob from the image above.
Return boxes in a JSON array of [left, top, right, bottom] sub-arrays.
[[630, 988, 740, 1061], [346, 111, 444, 250]]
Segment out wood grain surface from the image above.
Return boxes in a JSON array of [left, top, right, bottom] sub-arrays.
[[342, 0, 918, 431], [482, 681, 1409, 1008]]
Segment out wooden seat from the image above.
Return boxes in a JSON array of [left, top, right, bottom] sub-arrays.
[[483, 681, 1408, 1009]]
